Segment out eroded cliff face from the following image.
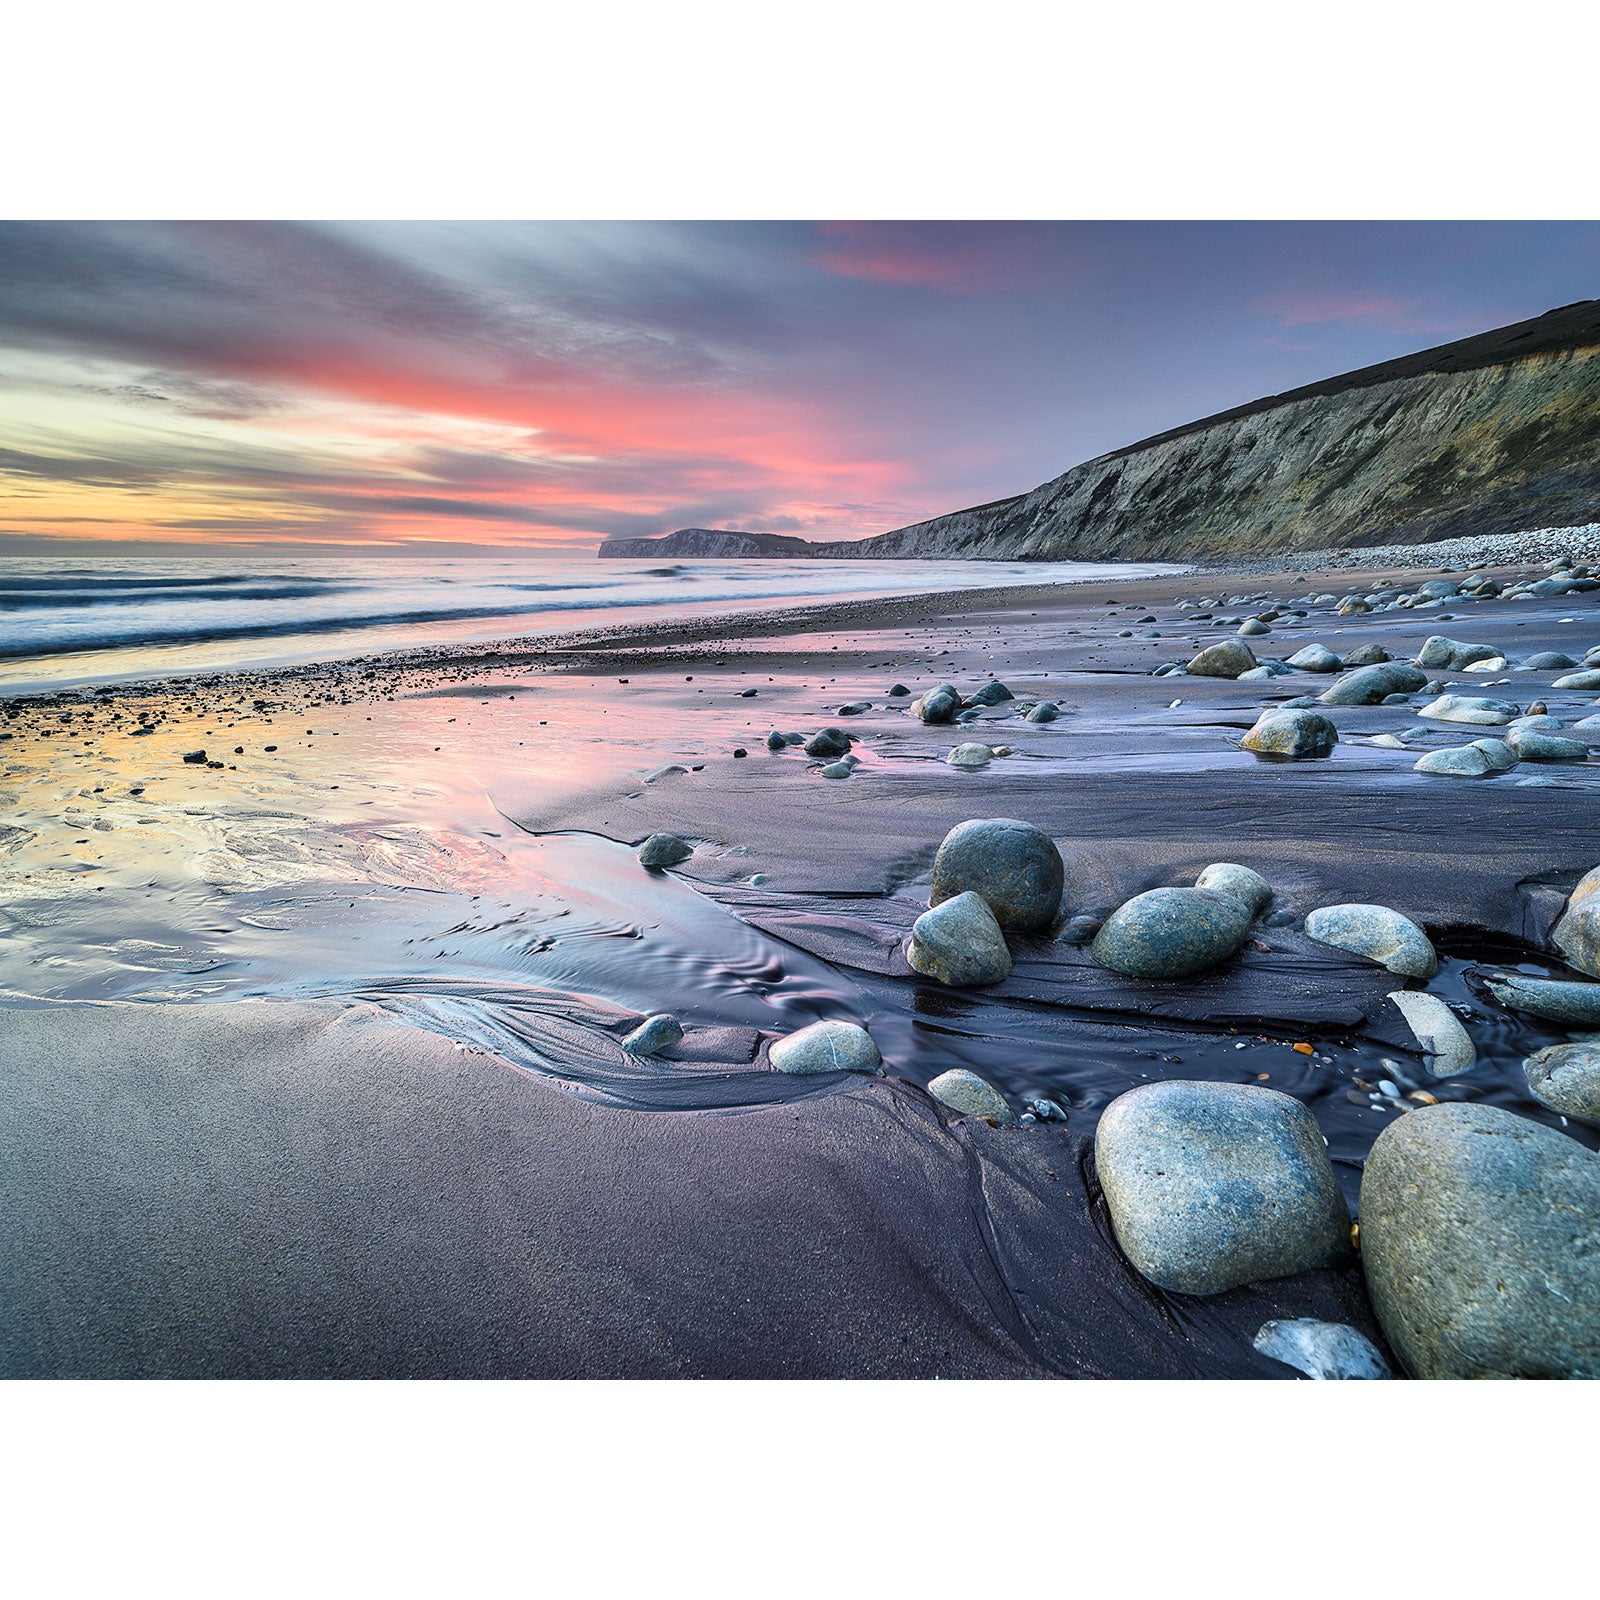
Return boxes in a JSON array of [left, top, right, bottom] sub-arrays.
[[845, 308, 1600, 561]]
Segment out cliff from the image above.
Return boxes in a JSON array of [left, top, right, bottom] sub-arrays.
[[598, 528, 830, 559], [841, 300, 1600, 561]]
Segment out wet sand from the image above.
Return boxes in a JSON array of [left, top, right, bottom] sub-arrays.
[[4, 554, 1600, 1376]]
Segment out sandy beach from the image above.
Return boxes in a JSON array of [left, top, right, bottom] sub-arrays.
[[5, 551, 1600, 1377]]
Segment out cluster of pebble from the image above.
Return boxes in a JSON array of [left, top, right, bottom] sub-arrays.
[[627, 810, 1600, 1378], [1214, 521, 1600, 576]]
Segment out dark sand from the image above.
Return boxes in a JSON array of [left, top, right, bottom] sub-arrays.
[[4, 554, 1600, 1377]]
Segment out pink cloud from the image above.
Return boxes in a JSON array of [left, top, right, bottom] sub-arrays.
[[811, 222, 1044, 294], [1256, 288, 1472, 335]]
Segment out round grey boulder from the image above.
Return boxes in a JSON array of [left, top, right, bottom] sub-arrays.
[[907, 890, 1013, 987], [1523, 1042, 1600, 1128], [1194, 862, 1272, 917], [1237, 618, 1271, 636], [1358, 1103, 1600, 1378], [913, 684, 962, 724], [769, 1019, 881, 1075], [1343, 643, 1392, 666], [1414, 635, 1501, 670], [969, 681, 1015, 706], [1095, 1080, 1352, 1296], [1253, 1319, 1391, 1380], [1524, 652, 1577, 670], [1419, 694, 1519, 725], [621, 1013, 684, 1056], [1303, 903, 1437, 978], [930, 817, 1063, 933], [1185, 640, 1258, 679], [1090, 887, 1253, 980], [1470, 738, 1518, 771], [638, 833, 693, 869], [1024, 700, 1060, 723], [1319, 663, 1429, 705], [819, 760, 853, 778], [1551, 669, 1600, 690], [1240, 708, 1339, 758], [927, 1068, 1016, 1125], [1413, 744, 1493, 777], [1285, 644, 1342, 673]]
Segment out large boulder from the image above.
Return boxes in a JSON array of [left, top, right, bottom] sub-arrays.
[[1185, 640, 1258, 678], [768, 1019, 881, 1075], [1095, 1081, 1352, 1296], [913, 684, 962, 724], [1551, 669, 1600, 690], [1485, 972, 1600, 1026], [1413, 745, 1493, 778], [927, 1068, 1016, 1125], [1505, 726, 1589, 761], [1090, 887, 1252, 979], [930, 817, 1063, 933], [968, 681, 1015, 706], [907, 891, 1013, 986], [1303, 904, 1437, 978], [1414, 636, 1502, 670], [1551, 865, 1600, 978], [1319, 663, 1428, 705], [1523, 1042, 1600, 1128], [1240, 708, 1339, 758], [1358, 1104, 1600, 1378], [1419, 694, 1519, 725]]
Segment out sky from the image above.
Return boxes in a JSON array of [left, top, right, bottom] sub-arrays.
[[2, 220, 1598, 557]]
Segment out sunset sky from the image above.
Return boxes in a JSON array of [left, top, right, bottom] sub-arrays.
[[3, 220, 1599, 556]]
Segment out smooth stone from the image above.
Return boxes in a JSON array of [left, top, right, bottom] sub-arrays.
[[1304, 904, 1437, 978], [768, 1019, 881, 1075], [1524, 652, 1577, 669], [913, 684, 962, 724], [1469, 738, 1518, 771], [1358, 1104, 1600, 1378], [1414, 635, 1501, 670], [1419, 694, 1519, 725], [638, 833, 693, 868], [1523, 1042, 1600, 1128], [907, 891, 1013, 987], [1239, 707, 1339, 758], [819, 761, 853, 778], [1505, 726, 1589, 761], [1194, 862, 1272, 917], [946, 742, 994, 768], [1237, 618, 1272, 636], [1508, 713, 1563, 730], [642, 764, 690, 783], [969, 681, 1015, 706], [930, 817, 1064, 933], [1185, 640, 1258, 679], [1460, 657, 1508, 672], [836, 701, 871, 716], [927, 1068, 1016, 1125], [1413, 745, 1492, 777], [1386, 990, 1476, 1077], [1551, 670, 1600, 690], [1342, 643, 1391, 666], [1319, 663, 1429, 705], [1057, 913, 1102, 946], [1094, 1081, 1352, 1296], [1252, 1319, 1391, 1380], [804, 727, 853, 758], [1284, 644, 1342, 673], [1090, 887, 1252, 980], [1024, 701, 1060, 723], [1552, 872, 1600, 979], [888, 683, 910, 696], [1574, 714, 1600, 729], [765, 731, 787, 750], [620, 1014, 683, 1056]]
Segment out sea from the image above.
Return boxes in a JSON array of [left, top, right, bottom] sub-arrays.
[[0, 553, 1184, 692]]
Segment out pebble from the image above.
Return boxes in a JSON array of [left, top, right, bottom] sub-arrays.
[[637, 833, 693, 868], [1024, 701, 1060, 723], [927, 1068, 1017, 1125], [1385, 990, 1476, 1077], [1239, 707, 1339, 758], [1252, 1319, 1391, 1380], [621, 1013, 684, 1055], [768, 1019, 882, 1075], [1185, 640, 1259, 678]]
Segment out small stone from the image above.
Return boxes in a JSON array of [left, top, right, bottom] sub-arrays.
[[1413, 745, 1493, 777], [1414, 635, 1502, 669], [836, 702, 871, 716], [927, 1068, 1016, 1125], [1386, 990, 1476, 1077], [1359, 1104, 1600, 1378], [1553, 866, 1600, 978], [769, 1019, 881, 1075], [1524, 653, 1577, 670], [888, 683, 910, 696], [1304, 904, 1437, 978], [819, 761, 853, 778], [1238, 618, 1272, 636], [804, 727, 853, 758], [1552, 670, 1600, 690], [913, 684, 962, 723], [1252, 1319, 1391, 1380], [1319, 663, 1429, 705], [1419, 694, 1520, 725], [969, 681, 1015, 706], [621, 1014, 683, 1055], [1342, 643, 1391, 666], [1094, 1080, 1352, 1296], [930, 818, 1064, 933], [907, 891, 1013, 986], [638, 833, 693, 869], [1090, 887, 1252, 979], [766, 731, 787, 750], [1505, 726, 1589, 761], [1284, 644, 1342, 673], [946, 742, 994, 768], [1025, 701, 1060, 723], [182, 749, 207, 764]]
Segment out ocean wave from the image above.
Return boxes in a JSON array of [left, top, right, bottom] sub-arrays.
[[1, 583, 355, 611]]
